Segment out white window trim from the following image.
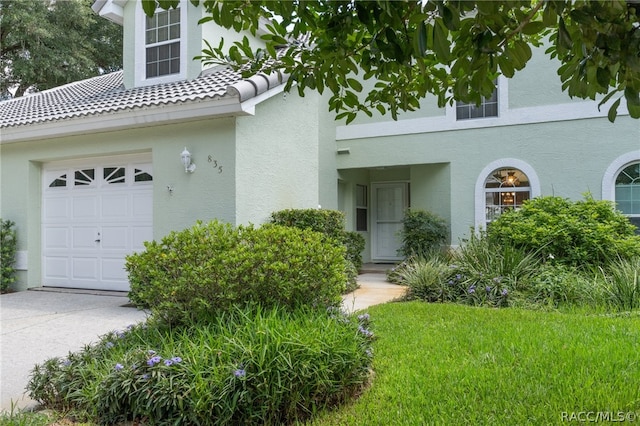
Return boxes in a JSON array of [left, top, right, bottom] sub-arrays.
[[134, 0, 188, 87], [474, 158, 541, 229], [452, 78, 503, 121], [602, 150, 640, 202]]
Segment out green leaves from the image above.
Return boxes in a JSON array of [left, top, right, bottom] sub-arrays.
[[0, 219, 17, 292], [143, 0, 639, 123]]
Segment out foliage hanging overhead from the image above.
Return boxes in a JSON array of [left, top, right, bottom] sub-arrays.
[[144, 0, 640, 123]]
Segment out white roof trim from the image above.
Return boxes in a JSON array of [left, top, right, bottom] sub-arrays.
[[1, 97, 244, 144], [92, 0, 125, 26]]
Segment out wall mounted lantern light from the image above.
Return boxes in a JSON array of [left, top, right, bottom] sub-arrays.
[[181, 147, 196, 173]]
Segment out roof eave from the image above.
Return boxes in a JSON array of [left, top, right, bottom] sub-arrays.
[[0, 97, 245, 144], [92, 0, 125, 26]]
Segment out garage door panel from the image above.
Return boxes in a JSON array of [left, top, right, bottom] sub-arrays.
[[132, 226, 153, 250], [72, 227, 100, 249], [102, 194, 129, 218], [72, 258, 99, 280], [73, 196, 98, 219], [102, 258, 128, 281], [44, 257, 69, 279], [44, 227, 69, 249], [132, 193, 153, 217], [43, 198, 69, 221], [101, 226, 129, 250]]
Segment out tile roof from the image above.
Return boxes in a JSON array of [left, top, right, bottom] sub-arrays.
[[0, 66, 287, 129]]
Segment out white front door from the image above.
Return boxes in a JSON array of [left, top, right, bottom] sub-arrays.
[[371, 182, 408, 261], [42, 155, 153, 291]]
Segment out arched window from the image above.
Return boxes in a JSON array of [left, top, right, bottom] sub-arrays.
[[603, 152, 640, 235], [615, 162, 640, 232], [475, 159, 541, 229], [484, 168, 531, 224]]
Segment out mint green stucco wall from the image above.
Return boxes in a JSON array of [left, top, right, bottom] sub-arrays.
[[336, 116, 640, 246], [0, 117, 237, 290], [508, 45, 573, 109], [235, 92, 323, 225]]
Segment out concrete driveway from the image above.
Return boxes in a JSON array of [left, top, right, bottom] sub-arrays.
[[0, 290, 148, 411]]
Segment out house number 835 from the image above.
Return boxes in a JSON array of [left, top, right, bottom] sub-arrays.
[[208, 155, 223, 173]]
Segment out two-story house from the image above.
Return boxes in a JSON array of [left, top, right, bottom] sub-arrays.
[[1, 0, 638, 292]]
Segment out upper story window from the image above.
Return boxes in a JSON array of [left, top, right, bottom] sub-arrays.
[[135, 2, 187, 86], [456, 86, 498, 120], [145, 8, 181, 78]]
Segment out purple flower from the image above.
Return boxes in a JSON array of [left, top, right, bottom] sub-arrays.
[[357, 313, 370, 322], [62, 359, 71, 367], [147, 356, 162, 367], [485, 286, 491, 293], [468, 285, 476, 294], [114, 363, 124, 372], [501, 288, 509, 297], [164, 359, 173, 366], [105, 341, 115, 349], [147, 350, 156, 355], [234, 369, 246, 378], [141, 374, 150, 380], [116, 331, 126, 339], [171, 357, 182, 363], [456, 274, 462, 280], [358, 326, 374, 338], [448, 280, 454, 285]]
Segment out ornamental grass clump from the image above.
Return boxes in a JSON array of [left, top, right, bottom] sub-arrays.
[[27, 306, 374, 426]]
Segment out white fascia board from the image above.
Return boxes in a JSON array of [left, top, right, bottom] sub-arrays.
[[92, 0, 125, 25], [336, 100, 631, 141], [238, 83, 289, 116], [1, 98, 244, 144]]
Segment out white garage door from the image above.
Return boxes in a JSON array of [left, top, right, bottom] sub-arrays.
[[42, 154, 153, 291]]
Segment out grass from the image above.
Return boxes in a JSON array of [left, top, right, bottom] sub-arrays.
[[308, 301, 640, 425], [6, 301, 640, 425]]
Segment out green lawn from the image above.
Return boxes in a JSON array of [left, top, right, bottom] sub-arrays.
[[309, 301, 640, 425]]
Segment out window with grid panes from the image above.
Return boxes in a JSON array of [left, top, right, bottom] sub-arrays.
[[145, 8, 180, 78]]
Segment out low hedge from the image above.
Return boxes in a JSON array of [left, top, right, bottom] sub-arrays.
[[126, 221, 348, 325]]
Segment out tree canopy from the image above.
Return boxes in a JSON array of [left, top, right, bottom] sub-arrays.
[[0, 0, 123, 98], [147, 1, 639, 123]]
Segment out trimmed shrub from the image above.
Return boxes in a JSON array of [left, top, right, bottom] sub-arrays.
[[28, 306, 374, 425], [270, 209, 345, 238], [126, 221, 347, 325], [1, 219, 17, 293], [270, 209, 364, 291], [488, 194, 640, 267], [398, 209, 448, 258]]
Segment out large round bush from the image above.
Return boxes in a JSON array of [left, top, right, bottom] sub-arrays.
[[126, 221, 348, 324], [488, 195, 640, 266]]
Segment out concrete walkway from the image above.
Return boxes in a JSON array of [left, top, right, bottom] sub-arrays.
[[0, 274, 405, 412], [341, 273, 406, 313]]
